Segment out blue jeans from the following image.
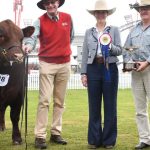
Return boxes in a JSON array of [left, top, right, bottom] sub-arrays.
[[87, 63, 118, 146]]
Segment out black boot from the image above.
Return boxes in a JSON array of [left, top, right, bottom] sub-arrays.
[[50, 134, 67, 145], [35, 138, 47, 149]]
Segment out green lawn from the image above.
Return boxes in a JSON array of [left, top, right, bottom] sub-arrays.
[[0, 89, 150, 150]]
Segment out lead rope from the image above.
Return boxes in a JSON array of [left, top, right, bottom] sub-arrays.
[[24, 54, 28, 150], [20, 54, 28, 150]]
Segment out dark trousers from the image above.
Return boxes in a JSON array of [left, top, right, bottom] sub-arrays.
[[87, 63, 118, 146]]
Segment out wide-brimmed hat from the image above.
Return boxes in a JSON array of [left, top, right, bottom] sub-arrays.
[[37, 0, 65, 10], [87, 0, 116, 16], [129, 0, 150, 12]]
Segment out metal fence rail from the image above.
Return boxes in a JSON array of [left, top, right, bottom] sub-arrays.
[[28, 72, 131, 90]]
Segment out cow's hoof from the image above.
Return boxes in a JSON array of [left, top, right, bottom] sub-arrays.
[[13, 138, 22, 145], [0, 126, 6, 131]]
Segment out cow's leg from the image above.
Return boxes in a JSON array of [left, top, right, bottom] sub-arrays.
[[10, 103, 22, 145], [0, 106, 6, 131]]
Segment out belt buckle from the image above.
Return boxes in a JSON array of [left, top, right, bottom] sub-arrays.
[[96, 56, 104, 64]]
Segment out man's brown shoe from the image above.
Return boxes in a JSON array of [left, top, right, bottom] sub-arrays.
[[50, 135, 67, 145], [35, 138, 47, 149]]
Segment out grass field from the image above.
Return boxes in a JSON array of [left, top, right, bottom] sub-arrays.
[[0, 89, 150, 150]]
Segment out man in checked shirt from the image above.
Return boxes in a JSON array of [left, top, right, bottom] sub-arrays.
[[123, 0, 150, 149]]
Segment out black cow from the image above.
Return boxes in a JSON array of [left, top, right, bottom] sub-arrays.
[[0, 19, 34, 145]]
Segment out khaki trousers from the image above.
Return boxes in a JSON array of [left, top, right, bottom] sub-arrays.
[[131, 66, 150, 144], [34, 60, 70, 139]]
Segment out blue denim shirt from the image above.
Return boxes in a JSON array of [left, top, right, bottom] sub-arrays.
[[123, 22, 150, 63]]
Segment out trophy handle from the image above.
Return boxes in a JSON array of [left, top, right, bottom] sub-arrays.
[[122, 63, 133, 72], [122, 62, 140, 72]]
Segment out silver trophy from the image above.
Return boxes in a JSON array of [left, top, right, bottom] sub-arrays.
[[123, 46, 139, 72]]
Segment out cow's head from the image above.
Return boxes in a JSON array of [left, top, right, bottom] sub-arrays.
[[0, 19, 34, 65]]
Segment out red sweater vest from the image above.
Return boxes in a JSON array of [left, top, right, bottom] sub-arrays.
[[38, 12, 72, 64]]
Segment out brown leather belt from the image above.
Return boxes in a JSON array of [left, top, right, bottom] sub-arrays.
[[94, 56, 104, 64]]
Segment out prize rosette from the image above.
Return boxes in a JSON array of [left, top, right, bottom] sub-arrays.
[[99, 33, 112, 81], [99, 33, 112, 45]]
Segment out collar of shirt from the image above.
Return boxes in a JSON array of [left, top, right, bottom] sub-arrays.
[[47, 12, 59, 21], [93, 22, 111, 56], [94, 22, 111, 34], [93, 22, 111, 41]]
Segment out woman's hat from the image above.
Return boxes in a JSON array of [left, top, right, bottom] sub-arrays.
[[129, 0, 150, 12], [37, 0, 65, 10], [87, 0, 116, 16]]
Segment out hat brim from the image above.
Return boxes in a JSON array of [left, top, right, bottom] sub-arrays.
[[87, 8, 116, 16], [37, 0, 65, 10], [130, 3, 150, 12]]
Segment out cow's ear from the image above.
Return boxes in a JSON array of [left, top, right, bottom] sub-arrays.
[[22, 26, 35, 37]]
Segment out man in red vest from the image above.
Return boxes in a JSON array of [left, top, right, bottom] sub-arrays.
[[23, 0, 74, 149]]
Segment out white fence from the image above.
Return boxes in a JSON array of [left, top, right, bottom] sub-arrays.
[[28, 71, 131, 90]]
